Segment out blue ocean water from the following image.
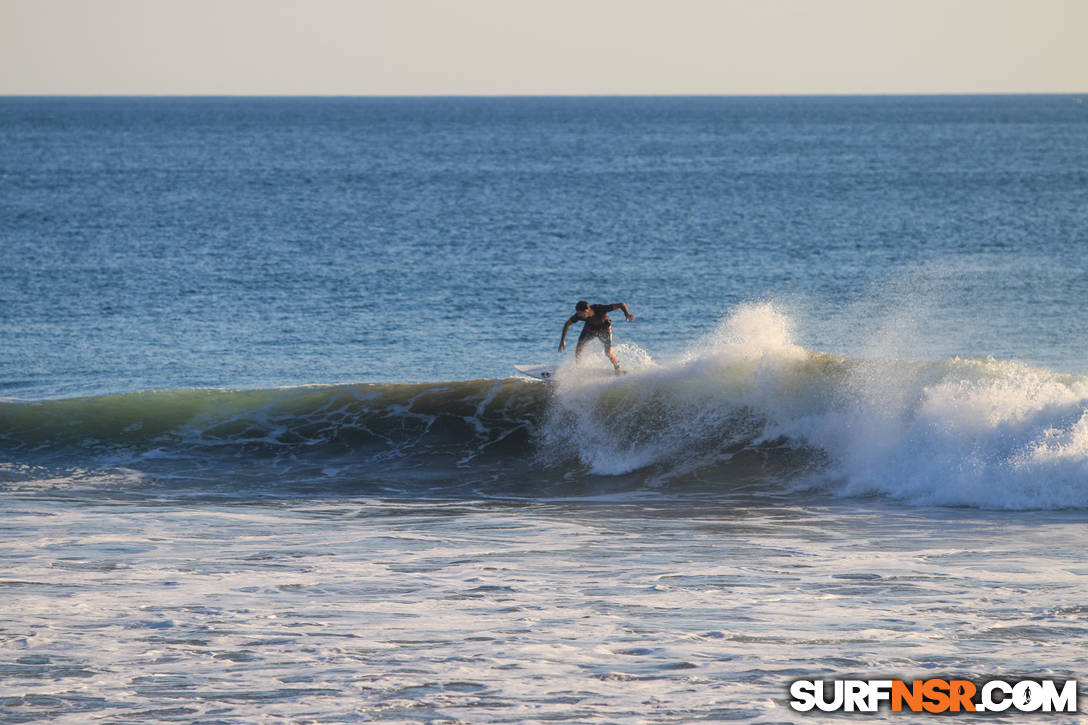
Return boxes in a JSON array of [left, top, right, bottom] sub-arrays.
[[2, 97, 1088, 722], [3, 96, 1087, 399]]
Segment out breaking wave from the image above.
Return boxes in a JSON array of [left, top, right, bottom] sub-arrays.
[[3, 303, 1088, 508]]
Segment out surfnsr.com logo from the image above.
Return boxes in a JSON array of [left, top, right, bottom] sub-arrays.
[[789, 679, 1078, 714]]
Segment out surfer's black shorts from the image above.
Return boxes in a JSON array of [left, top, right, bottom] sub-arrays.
[[578, 326, 612, 349]]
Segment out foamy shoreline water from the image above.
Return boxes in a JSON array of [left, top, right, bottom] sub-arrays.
[[2, 497, 1085, 723]]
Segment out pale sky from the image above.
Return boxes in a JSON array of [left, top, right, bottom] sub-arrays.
[[1, 0, 1084, 95]]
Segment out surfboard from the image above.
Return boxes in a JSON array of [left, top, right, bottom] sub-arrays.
[[514, 364, 627, 380], [514, 364, 558, 380]]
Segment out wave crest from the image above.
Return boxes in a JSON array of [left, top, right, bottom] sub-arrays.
[[541, 303, 1088, 508], [4, 304, 1088, 508]]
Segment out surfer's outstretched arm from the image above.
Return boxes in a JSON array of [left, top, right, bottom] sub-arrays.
[[558, 318, 575, 352], [612, 303, 635, 322]]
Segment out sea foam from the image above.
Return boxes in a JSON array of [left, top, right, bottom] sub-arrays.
[[543, 303, 1088, 509]]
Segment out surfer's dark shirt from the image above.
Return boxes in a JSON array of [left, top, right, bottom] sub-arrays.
[[569, 303, 618, 335]]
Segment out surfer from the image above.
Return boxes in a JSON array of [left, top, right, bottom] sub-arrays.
[[558, 300, 635, 373]]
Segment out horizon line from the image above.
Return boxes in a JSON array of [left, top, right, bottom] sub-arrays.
[[2, 92, 1086, 99]]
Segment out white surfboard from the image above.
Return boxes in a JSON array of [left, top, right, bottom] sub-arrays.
[[514, 364, 558, 380]]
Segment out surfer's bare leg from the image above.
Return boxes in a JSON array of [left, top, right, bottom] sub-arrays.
[[576, 331, 621, 373], [602, 339, 621, 373]]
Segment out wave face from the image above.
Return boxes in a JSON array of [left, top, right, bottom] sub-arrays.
[[4, 304, 1088, 508], [0, 381, 548, 495]]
